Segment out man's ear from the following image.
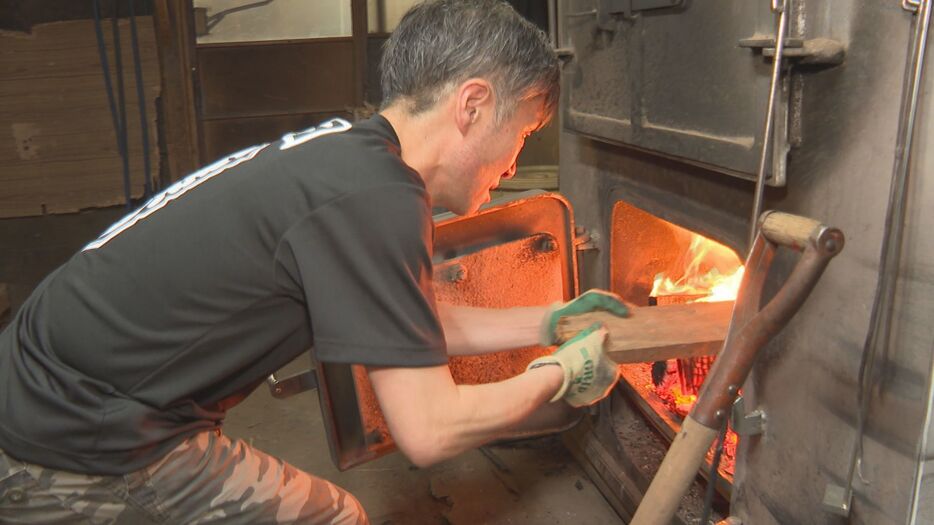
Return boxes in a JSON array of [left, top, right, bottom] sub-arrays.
[[454, 78, 493, 135]]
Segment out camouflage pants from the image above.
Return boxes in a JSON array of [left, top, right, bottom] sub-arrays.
[[0, 429, 369, 524]]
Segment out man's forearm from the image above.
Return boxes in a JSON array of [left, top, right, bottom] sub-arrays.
[[367, 363, 564, 467], [438, 303, 550, 356]]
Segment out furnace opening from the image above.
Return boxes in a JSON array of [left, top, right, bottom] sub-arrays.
[[610, 201, 743, 482]]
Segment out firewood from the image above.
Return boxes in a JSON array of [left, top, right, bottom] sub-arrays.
[[555, 301, 734, 363]]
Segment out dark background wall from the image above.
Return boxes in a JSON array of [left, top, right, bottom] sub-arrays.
[[0, 0, 154, 32]]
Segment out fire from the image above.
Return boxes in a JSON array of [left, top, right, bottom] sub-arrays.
[[650, 235, 744, 302], [647, 231, 744, 479]]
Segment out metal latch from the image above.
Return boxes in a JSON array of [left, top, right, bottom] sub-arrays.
[[266, 369, 318, 399], [730, 395, 765, 436], [596, 0, 683, 29], [739, 36, 846, 66], [822, 482, 853, 517], [574, 227, 600, 252]]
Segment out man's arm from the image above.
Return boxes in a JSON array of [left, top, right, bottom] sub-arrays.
[[366, 363, 563, 467], [437, 290, 631, 356], [437, 303, 548, 356]]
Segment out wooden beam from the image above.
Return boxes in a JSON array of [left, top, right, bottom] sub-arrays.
[[555, 301, 734, 363]]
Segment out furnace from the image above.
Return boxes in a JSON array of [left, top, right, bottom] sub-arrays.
[[271, 1, 934, 523]]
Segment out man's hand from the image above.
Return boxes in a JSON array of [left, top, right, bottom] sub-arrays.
[[527, 323, 619, 407], [539, 289, 630, 346]]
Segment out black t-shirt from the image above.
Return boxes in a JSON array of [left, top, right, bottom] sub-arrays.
[[0, 115, 447, 475]]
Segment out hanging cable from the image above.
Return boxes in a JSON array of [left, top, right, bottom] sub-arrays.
[[92, 0, 134, 210], [127, 0, 153, 197], [111, 0, 132, 209]]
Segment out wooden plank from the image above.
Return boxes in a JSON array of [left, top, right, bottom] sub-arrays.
[[0, 108, 155, 167], [0, 157, 147, 217], [0, 19, 159, 81], [196, 41, 356, 119], [0, 18, 160, 218], [555, 301, 734, 363]]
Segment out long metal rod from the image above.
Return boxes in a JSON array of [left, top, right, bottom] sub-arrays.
[[841, 0, 931, 515], [912, 341, 934, 524], [749, 0, 790, 250], [903, 1, 932, 521]]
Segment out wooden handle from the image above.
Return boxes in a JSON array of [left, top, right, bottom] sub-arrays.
[[759, 211, 823, 250], [630, 416, 720, 525], [555, 302, 733, 363]]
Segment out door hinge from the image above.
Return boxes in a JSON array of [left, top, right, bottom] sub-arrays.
[[266, 369, 318, 399], [596, 0, 684, 30], [730, 395, 766, 436], [739, 36, 845, 67], [574, 227, 600, 252]]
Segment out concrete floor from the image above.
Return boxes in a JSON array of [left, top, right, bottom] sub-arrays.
[[226, 358, 621, 524], [0, 207, 623, 524]]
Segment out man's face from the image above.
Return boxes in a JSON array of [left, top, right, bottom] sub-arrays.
[[443, 96, 548, 215]]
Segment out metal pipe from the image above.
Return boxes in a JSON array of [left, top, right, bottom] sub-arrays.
[[547, 0, 559, 49], [903, 1, 932, 520], [749, 0, 790, 251]]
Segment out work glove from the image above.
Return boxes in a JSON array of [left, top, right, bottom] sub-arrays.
[[527, 322, 620, 407], [539, 289, 630, 346]]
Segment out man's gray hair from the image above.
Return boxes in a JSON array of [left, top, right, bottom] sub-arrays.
[[380, 0, 560, 122]]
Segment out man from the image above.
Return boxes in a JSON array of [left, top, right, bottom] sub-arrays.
[[0, 1, 628, 523]]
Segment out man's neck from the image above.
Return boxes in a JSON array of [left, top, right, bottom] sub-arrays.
[[380, 104, 451, 192]]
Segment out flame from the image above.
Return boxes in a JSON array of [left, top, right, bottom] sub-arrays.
[[645, 231, 744, 479], [650, 234, 744, 303]]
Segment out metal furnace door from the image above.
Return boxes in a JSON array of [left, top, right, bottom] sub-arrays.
[[561, 0, 788, 183], [312, 192, 581, 470]]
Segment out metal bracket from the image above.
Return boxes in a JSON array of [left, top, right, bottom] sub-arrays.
[[597, 0, 683, 29], [822, 482, 853, 516], [555, 47, 576, 60], [574, 227, 600, 252], [904, 0, 922, 13], [266, 369, 318, 399], [730, 396, 766, 436], [740, 37, 846, 67]]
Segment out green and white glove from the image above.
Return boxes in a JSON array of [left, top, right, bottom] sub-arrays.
[[528, 322, 620, 408], [539, 289, 630, 346]]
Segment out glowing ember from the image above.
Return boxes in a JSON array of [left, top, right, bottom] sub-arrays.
[[647, 231, 743, 478], [650, 235, 744, 303]]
